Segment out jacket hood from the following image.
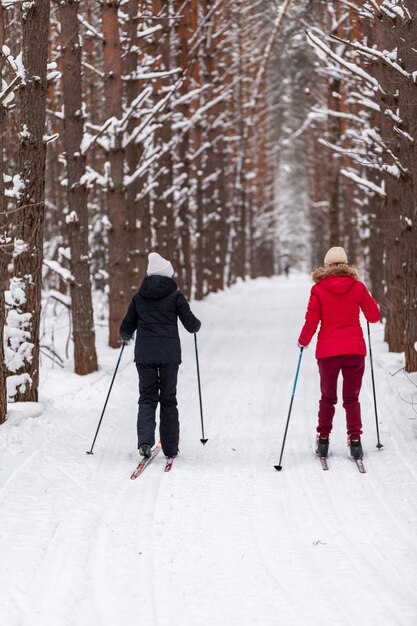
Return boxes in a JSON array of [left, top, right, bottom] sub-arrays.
[[312, 264, 359, 295], [139, 275, 178, 300]]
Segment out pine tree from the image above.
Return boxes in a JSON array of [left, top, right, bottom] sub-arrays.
[[10, 0, 50, 402], [59, 0, 98, 375]]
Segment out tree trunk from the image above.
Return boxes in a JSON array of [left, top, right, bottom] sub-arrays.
[[124, 0, 149, 298], [150, 1, 176, 266], [369, 17, 405, 353], [398, 14, 417, 372], [11, 0, 50, 402], [175, 0, 197, 298], [60, 0, 98, 375], [0, 4, 7, 423], [102, 0, 127, 347], [202, 0, 227, 293]]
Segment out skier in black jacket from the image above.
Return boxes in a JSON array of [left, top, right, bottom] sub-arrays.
[[119, 252, 201, 459]]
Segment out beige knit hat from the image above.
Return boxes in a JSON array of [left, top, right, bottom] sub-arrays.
[[324, 246, 348, 267], [147, 252, 174, 277]]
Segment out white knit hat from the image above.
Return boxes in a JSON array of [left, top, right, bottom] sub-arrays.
[[324, 246, 348, 267], [147, 252, 174, 277]]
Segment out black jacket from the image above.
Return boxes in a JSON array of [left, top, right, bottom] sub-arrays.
[[119, 276, 201, 364]]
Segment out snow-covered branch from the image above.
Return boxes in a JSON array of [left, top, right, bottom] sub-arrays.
[[306, 30, 379, 90], [340, 167, 386, 197], [331, 35, 413, 82]]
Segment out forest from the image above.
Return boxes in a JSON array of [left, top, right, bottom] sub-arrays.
[[1, 0, 417, 426]]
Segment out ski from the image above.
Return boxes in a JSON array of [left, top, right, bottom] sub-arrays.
[[164, 457, 175, 472], [354, 458, 366, 473], [130, 445, 161, 479], [318, 456, 329, 471]]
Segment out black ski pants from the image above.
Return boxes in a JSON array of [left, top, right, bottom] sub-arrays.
[[136, 363, 179, 457]]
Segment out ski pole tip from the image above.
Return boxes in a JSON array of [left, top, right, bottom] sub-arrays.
[[274, 465, 283, 471], [200, 438, 208, 445], [86, 451, 94, 455], [376, 443, 384, 450]]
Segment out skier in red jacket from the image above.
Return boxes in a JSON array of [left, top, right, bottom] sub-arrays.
[[298, 246, 380, 460]]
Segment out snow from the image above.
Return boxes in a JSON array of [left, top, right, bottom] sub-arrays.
[[2, 46, 25, 81], [5, 309, 32, 361], [393, 126, 415, 143], [13, 238, 29, 257], [65, 211, 79, 225], [4, 278, 34, 398], [43, 260, 75, 284], [77, 14, 104, 41], [340, 168, 386, 197], [0, 277, 417, 625], [6, 372, 32, 401], [306, 31, 379, 90], [1, 77, 15, 105], [4, 174, 25, 199]]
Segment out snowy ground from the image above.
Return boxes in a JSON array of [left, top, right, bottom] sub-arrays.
[[1, 275, 417, 626]]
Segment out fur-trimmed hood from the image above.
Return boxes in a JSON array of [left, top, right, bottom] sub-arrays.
[[312, 264, 359, 283], [312, 264, 360, 295]]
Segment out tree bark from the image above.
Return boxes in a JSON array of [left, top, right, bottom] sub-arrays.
[[150, 1, 176, 266], [174, 0, 197, 298], [12, 0, 50, 402], [60, 0, 98, 375], [102, 0, 127, 347], [124, 0, 146, 298], [369, 16, 405, 353], [0, 4, 7, 423], [397, 13, 417, 372], [202, 0, 227, 293]]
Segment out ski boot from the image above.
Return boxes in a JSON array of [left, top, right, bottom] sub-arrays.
[[315, 435, 329, 457], [139, 443, 152, 459], [349, 437, 363, 460]]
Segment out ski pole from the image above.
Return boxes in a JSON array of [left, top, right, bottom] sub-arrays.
[[194, 333, 208, 445], [367, 321, 383, 449], [86, 342, 126, 455], [274, 347, 304, 471]]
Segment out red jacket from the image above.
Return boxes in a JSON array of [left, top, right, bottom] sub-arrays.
[[298, 267, 380, 359]]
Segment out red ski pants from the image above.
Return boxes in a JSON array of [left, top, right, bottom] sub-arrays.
[[317, 354, 365, 439]]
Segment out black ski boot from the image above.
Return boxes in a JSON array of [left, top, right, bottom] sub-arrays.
[[139, 443, 152, 459], [349, 438, 363, 460], [316, 436, 329, 457]]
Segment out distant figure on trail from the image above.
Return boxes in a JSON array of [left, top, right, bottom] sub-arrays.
[[297, 246, 380, 460], [119, 252, 201, 460], [284, 264, 290, 278]]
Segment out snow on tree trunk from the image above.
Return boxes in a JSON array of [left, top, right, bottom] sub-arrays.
[[60, 0, 98, 375], [9, 0, 50, 402]]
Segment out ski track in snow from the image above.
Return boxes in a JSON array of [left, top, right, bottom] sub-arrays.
[[1, 276, 417, 626]]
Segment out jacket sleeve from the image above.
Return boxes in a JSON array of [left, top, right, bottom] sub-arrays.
[[298, 289, 321, 347], [359, 283, 380, 323], [119, 298, 138, 340], [176, 292, 201, 333]]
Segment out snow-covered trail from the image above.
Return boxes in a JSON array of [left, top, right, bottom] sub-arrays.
[[1, 276, 417, 626]]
